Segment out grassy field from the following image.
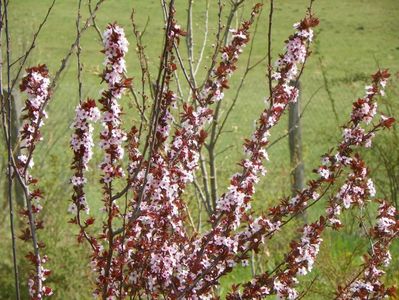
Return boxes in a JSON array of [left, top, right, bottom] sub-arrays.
[[1, 0, 399, 299]]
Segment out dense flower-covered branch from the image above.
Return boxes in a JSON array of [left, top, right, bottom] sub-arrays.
[[92, 23, 132, 299], [69, 99, 100, 246], [99, 23, 131, 184], [234, 69, 391, 253], [124, 6, 263, 299], [178, 69, 393, 300], [336, 200, 398, 299], [58, 3, 397, 300], [165, 3, 263, 180], [18, 65, 53, 299], [115, 13, 189, 299], [230, 153, 378, 299], [171, 13, 319, 298]]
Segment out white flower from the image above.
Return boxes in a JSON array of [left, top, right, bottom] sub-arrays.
[[318, 167, 330, 179]]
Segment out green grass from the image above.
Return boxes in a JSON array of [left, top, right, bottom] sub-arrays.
[[1, 0, 399, 299]]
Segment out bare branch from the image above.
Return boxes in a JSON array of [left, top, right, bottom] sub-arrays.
[[2, 0, 21, 298], [10, 0, 56, 92], [88, 0, 103, 41], [76, 0, 83, 103], [194, 0, 209, 76], [267, 0, 274, 100], [51, 0, 105, 90]]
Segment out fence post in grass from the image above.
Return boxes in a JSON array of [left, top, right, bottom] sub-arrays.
[[2, 89, 25, 206], [288, 80, 305, 218]]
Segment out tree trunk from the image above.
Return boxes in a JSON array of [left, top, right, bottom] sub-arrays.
[[288, 81, 305, 213]]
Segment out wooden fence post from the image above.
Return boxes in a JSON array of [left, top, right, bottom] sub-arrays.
[[288, 81, 305, 213], [1, 89, 25, 206]]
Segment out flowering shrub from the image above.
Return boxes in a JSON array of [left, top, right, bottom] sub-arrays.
[[4, 2, 398, 300]]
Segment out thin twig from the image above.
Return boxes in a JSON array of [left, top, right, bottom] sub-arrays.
[[199, 152, 212, 215], [194, 0, 209, 76], [186, 0, 197, 89], [51, 0, 105, 90], [160, 0, 193, 95], [297, 276, 319, 300], [131, 0, 176, 220], [318, 56, 339, 124], [88, 0, 103, 41], [267, 0, 274, 101], [215, 6, 264, 142], [130, 10, 151, 130], [76, 0, 83, 103], [10, 0, 56, 92], [193, 177, 211, 216], [200, 0, 223, 89], [204, 0, 243, 210], [2, 0, 21, 298]]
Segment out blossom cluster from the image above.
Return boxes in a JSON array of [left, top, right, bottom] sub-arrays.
[[154, 90, 176, 144], [167, 4, 263, 183], [18, 65, 53, 299], [103, 24, 128, 84], [113, 18, 193, 299], [88, 23, 133, 298], [181, 68, 396, 300], [153, 21, 184, 147], [70, 99, 100, 215], [167, 105, 212, 183], [19, 65, 51, 150], [223, 69, 392, 297], [105, 7, 263, 299], [153, 12, 322, 299], [99, 23, 131, 184], [326, 156, 375, 228], [80, 19, 184, 298], [95, 20, 188, 300], [336, 201, 398, 299], [271, 20, 314, 87], [126, 126, 143, 176], [242, 219, 324, 300], [234, 191, 396, 300], [240, 69, 390, 242], [344, 69, 390, 146], [198, 7, 257, 106], [229, 166, 381, 300], [223, 70, 393, 300], [216, 14, 319, 228]]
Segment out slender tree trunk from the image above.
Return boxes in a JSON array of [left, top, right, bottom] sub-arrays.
[[288, 81, 305, 207]]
